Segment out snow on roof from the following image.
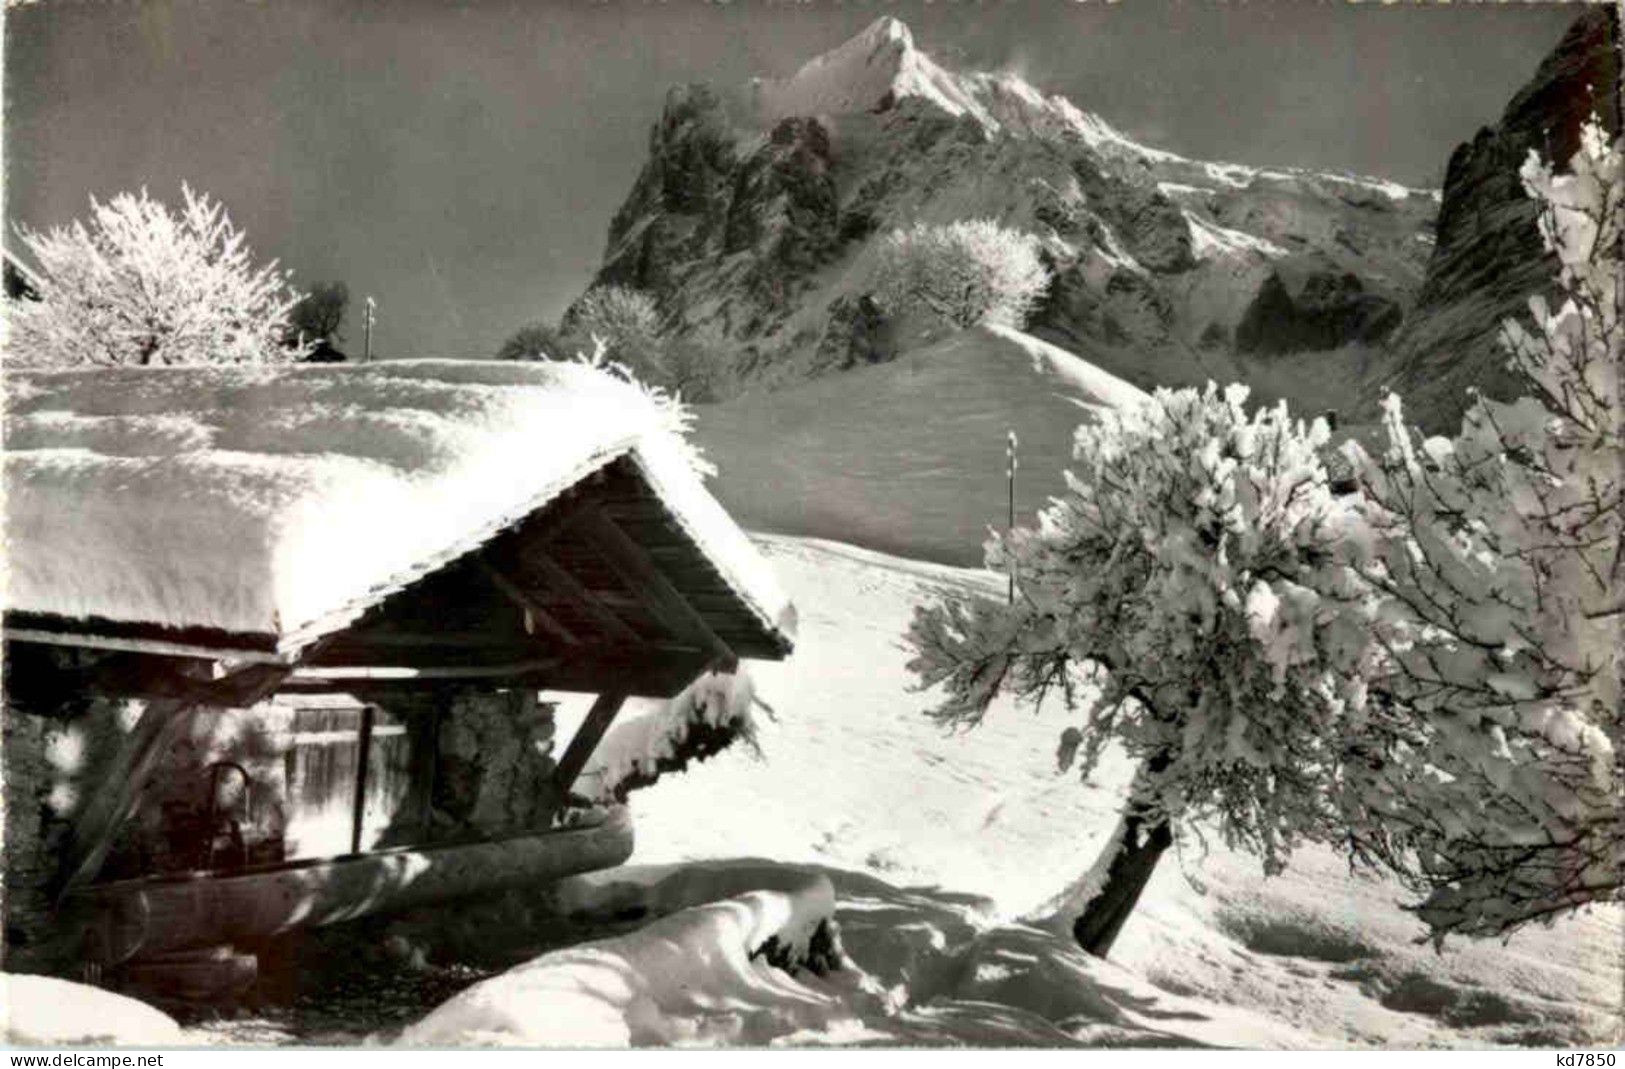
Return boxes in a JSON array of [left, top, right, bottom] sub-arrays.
[[2, 360, 792, 653]]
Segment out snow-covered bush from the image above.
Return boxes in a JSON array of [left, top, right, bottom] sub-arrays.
[[906, 383, 1379, 956], [287, 280, 349, 347], [6, 186, 306, 367], [532, 288, 729, 400], [582, 670, 761, 803], [564, 284, 661, 349], [870, 219, 1049, 330], [1342, 119, 1622, 942], [495, 320, 577, 362], [559, 284, 678, 387]]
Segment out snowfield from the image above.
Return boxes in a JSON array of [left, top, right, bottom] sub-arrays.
[[695, 325, 1147, 566], [436, 535, 1620, 1048]]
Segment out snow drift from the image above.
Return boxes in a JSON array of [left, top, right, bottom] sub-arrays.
[[1, 974, 185, 1046], [396, 867, 843, 1047]]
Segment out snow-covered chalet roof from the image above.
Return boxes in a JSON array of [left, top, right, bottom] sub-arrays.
[[2, 360, 794, 660]]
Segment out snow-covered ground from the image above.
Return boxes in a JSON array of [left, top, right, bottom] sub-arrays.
[[695, 325, 1145, 566], [1, 975, 185, 1046], [485, 535, 1621, 1048]]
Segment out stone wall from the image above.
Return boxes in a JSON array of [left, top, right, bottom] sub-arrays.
[[431, 688, 558, 836], [3, 692, 141, 971]]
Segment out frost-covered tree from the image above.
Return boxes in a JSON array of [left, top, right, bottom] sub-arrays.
[[499, 299, 728, 400], [1341, 119, 1622, 942], [563, 284, 661, 348], [6, 186, 306, 367], [561, 284, 666, 384], [496, 320, 577, 362], [907, 385, 1380, 957], [870, 219, 1049, 330], [659, 330, 735, 403], [288, 280, 349, 344]]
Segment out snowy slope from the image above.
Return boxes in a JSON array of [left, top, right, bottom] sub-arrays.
[[521, 535, 1620, 1049], [693, 324, 1146, 566]]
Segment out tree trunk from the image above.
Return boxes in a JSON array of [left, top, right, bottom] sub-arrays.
[[1071, 748, 1174, 959], [1070, 809, 1172, 958]]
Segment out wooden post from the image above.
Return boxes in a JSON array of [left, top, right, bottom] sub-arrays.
[[52, 663, 293, 903], [51, 699, 202, 903], [418, 698, 443, 839], [552, 691, 628, 799], [349, 704, 376, 855]]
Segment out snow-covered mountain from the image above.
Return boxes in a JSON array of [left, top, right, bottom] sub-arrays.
[[583, 16, 1438, 416]]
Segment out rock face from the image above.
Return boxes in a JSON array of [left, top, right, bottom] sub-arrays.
[[591, 86, 848, 339], [1235, 261, 1403, 356], [578, 16, 1439, 413], [1373, 7, 1621, 432]]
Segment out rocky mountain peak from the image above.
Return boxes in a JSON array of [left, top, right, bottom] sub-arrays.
[[849, 14, 916, 53], [754, 16, 1160, 151], [754, 16, 967, 127]]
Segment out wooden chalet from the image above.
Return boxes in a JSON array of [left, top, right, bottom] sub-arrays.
[[1, 360, 795, 990]]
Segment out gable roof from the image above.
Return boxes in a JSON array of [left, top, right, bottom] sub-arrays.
[[2, 360, 793, 661]]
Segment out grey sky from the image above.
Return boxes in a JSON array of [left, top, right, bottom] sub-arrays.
[[4, 0, 1577, 359]]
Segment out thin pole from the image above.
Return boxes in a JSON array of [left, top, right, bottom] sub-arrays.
[[350, 704, 376, 854], [1007, 429, 1017, 605], [363, 296, 376, 363]]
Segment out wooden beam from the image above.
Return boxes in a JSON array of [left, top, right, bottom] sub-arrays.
[[51, 699, 198, 904], [52, 663, 293, 903], [4, 628, 286, 665], [476, 560, 580, 646], [63, 810, 636, 963], [553, 691, 629, 798], [574, 507, 736, 668], [289, 657, 559, 682], [278, 648, 707, 700], [520, 548, 643, 645], [317, 629, 546, 649], [305, 636, 556, 669]]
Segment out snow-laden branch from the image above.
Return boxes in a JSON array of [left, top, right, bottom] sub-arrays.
[[1339, 118, 1622, 942]]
